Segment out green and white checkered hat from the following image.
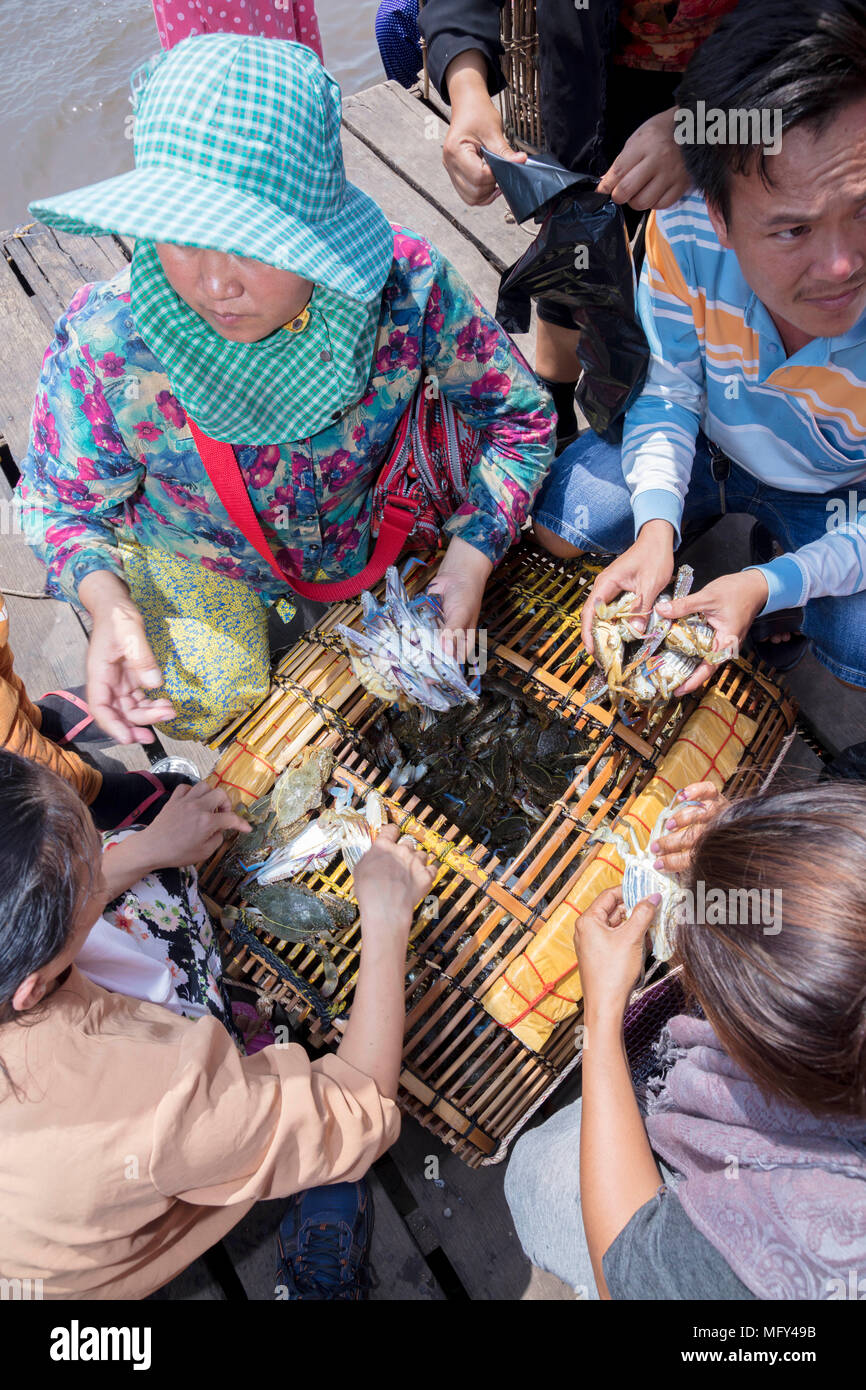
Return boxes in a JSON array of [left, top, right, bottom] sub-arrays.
[[29, 33, 393, 303]]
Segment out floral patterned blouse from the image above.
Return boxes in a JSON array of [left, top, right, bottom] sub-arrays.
[[18, 226, 555, 605]]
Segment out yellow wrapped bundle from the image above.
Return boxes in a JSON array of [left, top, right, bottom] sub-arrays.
[[481, 689, 758, 1051]]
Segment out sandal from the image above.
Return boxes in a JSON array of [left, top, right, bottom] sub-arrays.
[[747, 608, 810, 673], [746, 524, 809, 671]]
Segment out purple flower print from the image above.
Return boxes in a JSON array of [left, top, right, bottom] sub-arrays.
[[424, 284, 444, 334], [69, 367, 89, 392], [160, 478, 209, 514], [352, 425, 365, 443], [67, 285, 92, 316], [133, 421, 163, 443], [201, 555, 246, 580], [91, 423, 123, 455], [328, 515, 363, 564], [456, 316, 498, 365], [80, 376, 113, 426], [76, 455, 100, 481], [273, 544, 304, 578], [469, 368, 512, 403], [244, 445, 280, 490], [393, 232, 431, 270], [45, 520, 89, 548], [33, 394, 61, 457], [375, 329, 420, 374], [79, 343, 99, 376], [501, 477, 530, 527], [99, 351, 126, 378], [319, 448, 354, 489], [54, 477, 103, 510], [155, 389, 187, 429]]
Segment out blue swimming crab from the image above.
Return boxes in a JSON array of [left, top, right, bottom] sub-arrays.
[[588, 797, 703, 961], [588, 566, 735, 709]]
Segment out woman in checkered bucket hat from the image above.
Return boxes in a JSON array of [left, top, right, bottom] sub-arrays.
[[21, 34, 555, 745]]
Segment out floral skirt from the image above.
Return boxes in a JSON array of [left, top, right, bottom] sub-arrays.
[[77, 829, 243, 1046]]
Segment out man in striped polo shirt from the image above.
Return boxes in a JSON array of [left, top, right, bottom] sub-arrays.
[[532, 0, 866, 692]]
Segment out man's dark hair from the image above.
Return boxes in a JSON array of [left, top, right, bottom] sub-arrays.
[[676, 0, 866, 222]]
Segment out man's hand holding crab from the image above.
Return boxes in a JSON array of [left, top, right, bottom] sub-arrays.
[[581, 520, 675, 659], [655, 569, 770, 696]]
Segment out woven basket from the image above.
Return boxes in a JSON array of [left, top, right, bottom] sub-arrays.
[[201, 543, 797, 1166], [500, 0, 543, 151]]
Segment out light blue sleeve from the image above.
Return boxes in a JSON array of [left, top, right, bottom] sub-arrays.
[[747, 518, 866, 614], [621, 211, 707, 544]]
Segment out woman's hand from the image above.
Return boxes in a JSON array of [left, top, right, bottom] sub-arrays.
[[442, 52, 528, 206], [650, 781, 727, 874], [581, 521, 676, 658], [101, 783, 252, 899], [574, 886, 659, 1019], [597, 107, 691, 211], [79, 571, 175, 744], [655, 569, 768, 696], [135, 783, 252, 870], [426, 536, 493, 665], [353, 825, 437, 945]]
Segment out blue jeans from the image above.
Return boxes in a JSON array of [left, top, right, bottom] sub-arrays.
[[531, 431, 866, 688]]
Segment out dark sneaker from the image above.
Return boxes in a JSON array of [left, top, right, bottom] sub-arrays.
[[275, 1180, 373, 1301]]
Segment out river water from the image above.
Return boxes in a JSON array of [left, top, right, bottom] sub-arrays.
[[0, 0, 384, 231]]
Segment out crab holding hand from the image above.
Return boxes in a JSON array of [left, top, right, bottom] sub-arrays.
[[135, 782, 252, 870], [426, 536, 493, 664], [353, 825, 437, 944], [655, 570, 769, 696], [574, 886, 661, 1018], [581, 522, 675, 658], [650, 782, 728, 874]]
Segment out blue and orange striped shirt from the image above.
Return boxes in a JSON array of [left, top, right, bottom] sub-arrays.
[[622, 196, 866, 613]]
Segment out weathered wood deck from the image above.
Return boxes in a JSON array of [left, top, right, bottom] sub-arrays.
[[1, 77, 864, 1302]]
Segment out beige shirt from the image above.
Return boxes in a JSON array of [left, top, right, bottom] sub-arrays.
[[0, 968, 399, 1299]]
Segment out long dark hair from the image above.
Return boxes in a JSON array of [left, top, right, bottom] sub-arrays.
[[0, 750, 99, 1025], [674, 783, 866, 1118]]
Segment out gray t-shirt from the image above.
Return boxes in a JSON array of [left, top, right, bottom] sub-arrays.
[[603, 1186, 757, 1300]]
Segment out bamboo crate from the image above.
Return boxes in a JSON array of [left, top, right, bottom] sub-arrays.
[[500, 0, 543, 152], [201, 543, 797, 1167]]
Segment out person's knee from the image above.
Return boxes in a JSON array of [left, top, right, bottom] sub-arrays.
[[532, 520, 584, 559], [503, 1130, 548, 1235]]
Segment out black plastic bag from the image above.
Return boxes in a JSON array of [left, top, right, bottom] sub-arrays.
[[483, 147, 649, 443]]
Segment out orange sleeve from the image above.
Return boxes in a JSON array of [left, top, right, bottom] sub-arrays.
[[0, 610, 102, 803]]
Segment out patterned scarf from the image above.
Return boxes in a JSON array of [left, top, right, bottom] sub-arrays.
[[645, 1015, 866, 1300], [130, 239, 383, 444]]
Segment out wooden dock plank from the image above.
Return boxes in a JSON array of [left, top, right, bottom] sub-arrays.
[[387, 1115, 540, 1300], [342, 128, 533, 363], [4, 226, 128, 330], [368, 1170, 447, 1300], [342, 82, 535, 274], [0, 251, 54, 464]]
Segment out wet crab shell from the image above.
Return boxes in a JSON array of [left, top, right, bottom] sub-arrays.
[[621, 858, 680, 963]]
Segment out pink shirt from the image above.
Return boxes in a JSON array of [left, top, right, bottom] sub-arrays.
[[152, 0, 324, 60]]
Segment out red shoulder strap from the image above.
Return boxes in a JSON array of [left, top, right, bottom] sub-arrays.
[[187, 418, 418, 602]]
